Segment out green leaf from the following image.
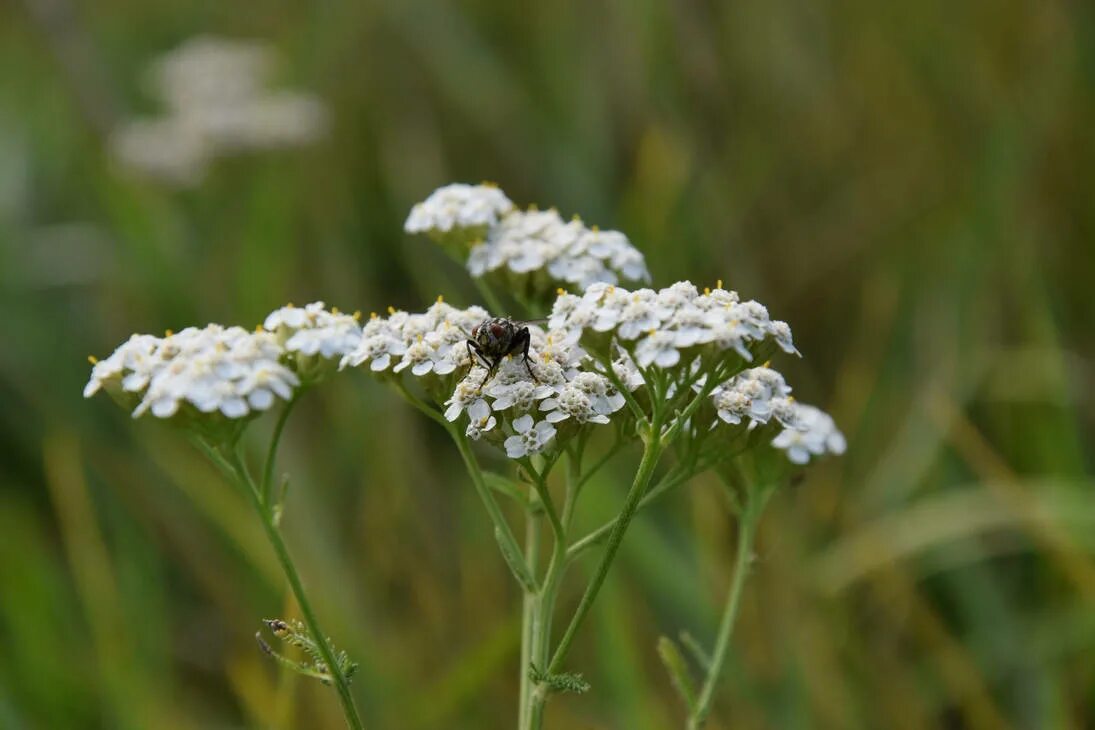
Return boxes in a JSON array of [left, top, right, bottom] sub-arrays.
[[657, 636, 698, 711]]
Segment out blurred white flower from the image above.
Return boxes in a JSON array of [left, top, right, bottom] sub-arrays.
[[111, 35, 327, 187], [111, 118, 209, 187], [504, 415, 557, 458], [405, 183, 514, 236], [771, 404, 846, 464], [152, 35, 274, 111]]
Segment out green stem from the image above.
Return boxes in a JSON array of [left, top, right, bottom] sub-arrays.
[[223, 448, 364, 730], [686, 499, 762, 729], [518, 501, 541, 729], [541, 430, 664, 681], [566, 462, 691, 562], [262, 394, 298, 504]]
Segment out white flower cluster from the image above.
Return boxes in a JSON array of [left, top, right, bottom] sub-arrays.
[[405, 183, 651, 293], [111, 35, 327, 187], [404, 183, 514, 237], [85, 325, 298, 419], [341, 301, 628, 457], [709, 366, 845, 464], [550, 281, 799, 369], [264, 302, 362, 360], [772, 405, 847, 465], [467, 208, 650, 291]]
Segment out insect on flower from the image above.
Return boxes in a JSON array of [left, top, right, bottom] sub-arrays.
[[466, 317, 541, 389]]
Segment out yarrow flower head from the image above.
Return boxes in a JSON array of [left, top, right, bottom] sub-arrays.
[[549, 281, 800, 372], [85, 324, 299, 433], [707, 365, 845, 465], [406, 183, 651, 299]]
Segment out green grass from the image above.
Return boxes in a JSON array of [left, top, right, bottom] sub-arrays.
[[2, 0, 1093, 727]]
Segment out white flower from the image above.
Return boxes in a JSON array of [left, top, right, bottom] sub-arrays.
[[84, 334, 163, 397], [610, 346, 646, 391], [771, 404, 846, 464], [504, 415, 557, 458], [264, 302, 362, 360], [444, 379, 492, 422], [487, 376, 555, 412], [466, 414, 497, 440], [767, 320, 800, 356], [405, 183, 514, 235], [634, 331, 681, 368]]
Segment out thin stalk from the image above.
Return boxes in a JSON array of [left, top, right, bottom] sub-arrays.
[[523, 449, 584, 729], [686, 500, 762, 729], [544, 430, 663, 676], [223, 448, 364, 730], [567, 463, 691, 562], [262, 395, 298, 504], [517, 502, 542, 729]]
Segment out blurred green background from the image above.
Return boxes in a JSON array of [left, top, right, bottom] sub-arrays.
[[2, 0, 1093, 728]]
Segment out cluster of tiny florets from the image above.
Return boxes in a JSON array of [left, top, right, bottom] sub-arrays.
[[550, 281, 799, 368], [771, 405, 846, 464], [406, 184, 651, 294], [85, 325, 298, 419], [404, 183, 515, 237], [709, 366, 846, 464], [111, 35, 327, 187]]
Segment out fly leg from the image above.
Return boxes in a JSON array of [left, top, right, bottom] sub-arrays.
[[511, 327, 539, 383]]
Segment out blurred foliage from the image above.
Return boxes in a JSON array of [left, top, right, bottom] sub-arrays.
[[1, 0, 1093, 728]]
